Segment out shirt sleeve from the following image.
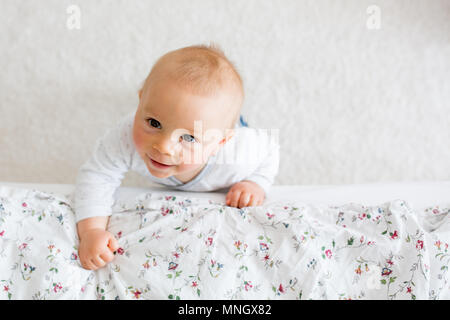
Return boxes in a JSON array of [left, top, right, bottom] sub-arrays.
[[73, 115, 133, 223], [241, 128, 280, 194]]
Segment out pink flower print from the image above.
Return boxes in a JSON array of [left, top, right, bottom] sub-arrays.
[[234, 240, 242, 250], [205, 237, 213, 246], [259, 242, 269, 251], [173, 252, 180, 259], [22, 202, 27, 208], [133, 289, 142, 299], [264, 254, 270, 261], [3, 285, 9, 292], [432, 208, 439, 214], [325, 249, 332, 259], [390, 230, 399, 240], [278, 284, 285, 293], [358, 213, 367, 220], [53, 283, 62, 293], [355, 266, 362, 275], [117, 231, 122, 238], [70, 252, 78, 260], [416, 240, 424, 250], [360, 236, 364, 243], [0, 230, 4, 237], [23, 263, 35, 272], [18, 243, 27, 250], [381, 268, 392, 277], [244, 281, 253, 291], [168, 262, 178, 270], [266, 212, 275, 219], [142, 262, 150, 269], [407, 287, 412, 293], [161, 208, 170, 216], [151, 232, 160, 240], [117, 248, 124, 255], [435, 240, 441, 250], [192, 281, 198, 287], [386, 259, 394, 266]]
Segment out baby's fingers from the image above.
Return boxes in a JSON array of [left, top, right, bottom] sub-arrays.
[[92, 256, 106, 269], [80, 258, 96, 270], [227, 190, 242, 207], [238, 193, 251, 208], [248, 194, 259, 207], [108, 236, 119, 253], [100, 249, 115, 264]]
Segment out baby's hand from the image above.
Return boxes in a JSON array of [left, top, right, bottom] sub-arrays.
[[225, 180, 265, 208], [78, 229, 119, 270]]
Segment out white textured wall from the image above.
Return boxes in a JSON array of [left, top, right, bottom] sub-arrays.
[[0, 0, 449, 187]]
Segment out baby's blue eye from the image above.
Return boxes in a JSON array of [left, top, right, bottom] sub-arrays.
[[148, 118, 161, 129], [181, 134, 196, 143]]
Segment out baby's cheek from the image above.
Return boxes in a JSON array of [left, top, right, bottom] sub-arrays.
[[132, 127, 145, 152]]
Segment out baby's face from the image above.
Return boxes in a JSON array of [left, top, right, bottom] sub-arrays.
[[133, 78, 236, 181]]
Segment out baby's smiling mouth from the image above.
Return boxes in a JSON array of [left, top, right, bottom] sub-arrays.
[[146, 154, 176, 168]]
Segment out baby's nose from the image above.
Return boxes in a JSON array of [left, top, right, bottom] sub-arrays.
[[152, 138, 179, 156]]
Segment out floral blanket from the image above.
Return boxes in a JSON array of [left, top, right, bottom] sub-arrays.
[[0, 186, 448, 300]]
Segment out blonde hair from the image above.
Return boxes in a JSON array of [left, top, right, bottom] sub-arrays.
[[141, 43, 244, 127]]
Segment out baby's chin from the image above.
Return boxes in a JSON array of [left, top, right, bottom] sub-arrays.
[[150, 169, 183, 183]]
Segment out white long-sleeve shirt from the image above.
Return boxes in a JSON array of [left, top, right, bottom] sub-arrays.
[[73, 112, 280, 222]]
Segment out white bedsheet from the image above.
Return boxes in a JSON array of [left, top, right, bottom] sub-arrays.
[[0, 181, 449, 300]]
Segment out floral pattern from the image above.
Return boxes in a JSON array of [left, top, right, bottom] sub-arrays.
[[0, 186, 449, 299]]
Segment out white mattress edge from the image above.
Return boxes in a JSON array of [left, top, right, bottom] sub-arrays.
[[1, 181, 449, 210]]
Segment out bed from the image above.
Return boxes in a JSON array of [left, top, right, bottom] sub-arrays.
[[0, 181, 449, 300]]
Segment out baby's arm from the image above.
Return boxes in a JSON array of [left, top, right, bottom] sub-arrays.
[[74, 115, 133, 269], [226, 129, 280, 208]]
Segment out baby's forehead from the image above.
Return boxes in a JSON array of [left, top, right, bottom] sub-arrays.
[[148, 48, 243, 98]]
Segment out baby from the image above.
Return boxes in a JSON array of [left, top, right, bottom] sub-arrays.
[[74, 44, 279, 270]]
